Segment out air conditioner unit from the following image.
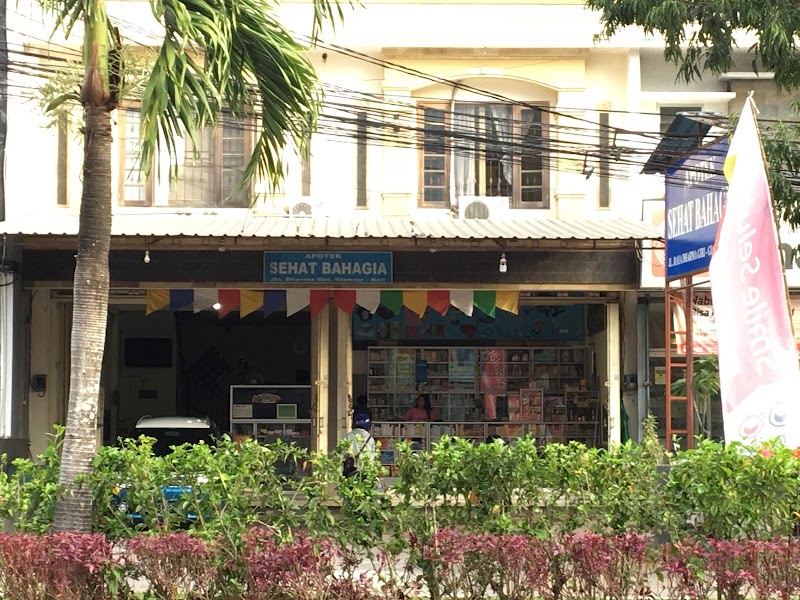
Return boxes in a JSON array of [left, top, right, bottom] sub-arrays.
[[457, 196, 511, 220]]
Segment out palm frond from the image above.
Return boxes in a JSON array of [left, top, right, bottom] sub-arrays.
[[140, 0, 344, 189]]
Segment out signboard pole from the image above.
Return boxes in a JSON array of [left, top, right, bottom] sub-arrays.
[[665, 277, 696, 449]]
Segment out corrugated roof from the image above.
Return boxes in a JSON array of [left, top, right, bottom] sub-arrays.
[[0, 213, 662, 241]]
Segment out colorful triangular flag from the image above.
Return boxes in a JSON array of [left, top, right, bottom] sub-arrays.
[[474, 290, 496, 318], [263, 290, 286, 316], [310, 290, 330, 318], [218, 289, 240, 318], [333, 290, 357, 313], [381, 290, 403, 314], [240, 290, 264, 318], [193, 289, 218, 313], [169, 289, 193, 312], [403, 290, 427, 316], [145, 289, 170, 315], [355, 289, 380, 313], [450, 289, 474, 316], [428, 290, 450, 316], [286, 289, 310, 316], [496, 291, 519, 315]]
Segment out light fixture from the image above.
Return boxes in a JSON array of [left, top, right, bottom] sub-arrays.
[[212, 302, 222, 310], [143, 250, 150, 264], [499, 253, 508, 274]]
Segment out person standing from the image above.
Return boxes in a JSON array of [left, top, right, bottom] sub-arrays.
[[342, 413, 375, 477]]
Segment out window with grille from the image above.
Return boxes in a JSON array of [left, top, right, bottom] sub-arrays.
[[419, 102, 548, 208], [119, 109, 251, 208]]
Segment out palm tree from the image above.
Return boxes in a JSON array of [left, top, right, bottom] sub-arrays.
[[42, 0, 349, 532]]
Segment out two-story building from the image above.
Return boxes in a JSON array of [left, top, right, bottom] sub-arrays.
[[0, 0, 777, 461]]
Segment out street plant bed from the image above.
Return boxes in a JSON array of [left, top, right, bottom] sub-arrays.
[[3, 419, 800, 598], [2, 530, 800, 600]]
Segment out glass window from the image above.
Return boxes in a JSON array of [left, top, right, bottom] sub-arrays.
[[420, 102, 548, 208], [119, 109, 251, 208]]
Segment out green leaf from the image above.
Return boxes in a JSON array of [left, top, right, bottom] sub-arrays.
[[44, 93, 80, 112]]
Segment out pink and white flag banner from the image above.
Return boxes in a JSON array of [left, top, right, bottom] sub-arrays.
[[709, 97, 800, 446]]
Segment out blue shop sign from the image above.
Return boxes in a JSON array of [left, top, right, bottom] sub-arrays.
[[665, 140, 729, 280], [264, 251, 393, 284]]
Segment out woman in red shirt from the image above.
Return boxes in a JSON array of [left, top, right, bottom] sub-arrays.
[[403, 394, 436, 421]]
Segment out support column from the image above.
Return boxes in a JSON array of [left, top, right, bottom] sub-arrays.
[[636, 301, 650, 442], [334, 308, 352, 445], [621, 291, 638, 441], [606, 302, 622, 445], [310, 303, 330, 453], [327, 304, 353, 451]]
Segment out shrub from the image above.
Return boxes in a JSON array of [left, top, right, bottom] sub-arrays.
[[240, 528, 377, 600], [0, 532, 121, 600], [562, 532, 653, 600], [126, 533, 217, 600]]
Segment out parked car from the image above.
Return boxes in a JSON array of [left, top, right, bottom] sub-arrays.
[[114, 416, 220, 524]]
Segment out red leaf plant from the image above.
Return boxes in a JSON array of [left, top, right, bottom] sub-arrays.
[[419, 528, 552, 600], [751, 539, 800, 600], [126, 533, 217, 600], [239, 528, 377, 600], [0, 532, 115, 600], [563, 532, 653, 600]]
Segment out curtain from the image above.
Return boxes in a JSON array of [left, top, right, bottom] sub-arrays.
[[489, 105, 513, 191], [453, 105, 478, 198]]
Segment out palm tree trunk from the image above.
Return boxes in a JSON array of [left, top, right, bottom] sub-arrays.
[[52, 103, 112, 533]]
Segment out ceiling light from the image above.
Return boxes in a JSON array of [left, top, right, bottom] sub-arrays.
[[212, 302, 222, 310], [143, 250, 150, 264]]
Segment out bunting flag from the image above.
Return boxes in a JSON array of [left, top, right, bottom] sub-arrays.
[[286, 289, 310, 316], [403, 290, 428, 316], [145, 289, 170, 315], [309, 290, 330, 318], [428, 290, 450, 316], [217, 289, 240, 319], [169, 289, 193, 312], [239, 290, 263, 318], [381, 290, 403, 314], [450, 290, 474, 316], [496, 290, 519, 315], [193, 289, 218, 313], [144, 287, 522, 319], [474, 290, 497, 318], [355, 289, 380, 313], [263, 290, 286, 316], [333, 290, 357, 314]]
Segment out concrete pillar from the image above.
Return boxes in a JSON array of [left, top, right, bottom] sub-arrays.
[[310, 303, 330, 452], [621, 291, 639, 441], [636, 302, 650, 442], [606, 302, 622, 445], [327, 303, 353, 451]]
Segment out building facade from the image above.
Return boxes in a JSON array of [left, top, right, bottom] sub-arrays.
[[0, 0, 775, 459]]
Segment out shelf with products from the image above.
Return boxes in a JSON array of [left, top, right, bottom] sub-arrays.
[[373, 421, 427, 477], [366, 345, 594, 425], [231, 419, 312, 477]]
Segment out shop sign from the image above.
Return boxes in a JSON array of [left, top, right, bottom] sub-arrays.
[[263, 252, 393, 284], [672, 292, 717, 355], [665, 140, 728, 280]]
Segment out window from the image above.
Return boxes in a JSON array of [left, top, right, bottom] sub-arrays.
[[118, 108, 251, 208], [419, 102, 548, 208]]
